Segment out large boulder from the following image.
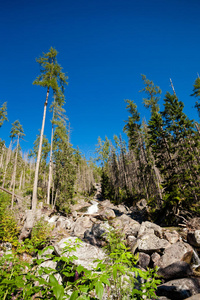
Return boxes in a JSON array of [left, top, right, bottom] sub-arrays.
[[187, 230, 200, 248], [156, 242, 193, 269], [138, 252, 150, 269], [99, 207, 116, 220], [163, 230, 180, 244], [156, 278, 200, 300], [71, 216, 93, 237], [112, 214, 140, 237], [138, 233, 170, 253], [157, 261, 193, 280], [138, 221, 163, 238], [19, 210, 35, 240], [54, 237, 105, 270]]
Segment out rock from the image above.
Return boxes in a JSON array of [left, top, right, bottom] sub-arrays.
[[56, 216, 73, 230], [127, 235, 137, 248], [37, 247, 54, 260], [185, 294, 200, 300], [138, 221, 163, 238], [157, 261, 193, 280], [151, 252, 161, 265], [138, 252, 150, 269], [112, 214, 140, 236], [70, 201, 90, 213], [39, 260, 62, 285], [19, 210, 35, 240], [71, 216, 93, 237], [99, 208, 116, 220], [187, 230, 200, 248], [91, 222, 112, 240], [54, 237, 105, 270], [156, 242, 193, 269], [83, 230, 98, 246], [156, 278, 200, 300], [138, 233, 170, 253], [48, 215, 59, 223], [100, 199, 114, 208], [136, 199, 148, 211], [116, 204, 130, 214], [164, 230, 180, 244]]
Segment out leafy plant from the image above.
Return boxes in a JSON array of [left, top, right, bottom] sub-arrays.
[[0, 229, 160, 299]]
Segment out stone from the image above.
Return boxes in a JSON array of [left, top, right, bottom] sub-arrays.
[[138, 221, 163, 238], [138, 252, 150, 269], [156, 278, 200, 300], [71, 216, 92, 237], [151, 252, 161, 265], [91, 222, 112, 239], [99, 208, 116, 220], [157, 261, 193, 280], [54, 237, 106, 270], [156, 242, 193, 269], [56, 216, 73, 230], [164, 230, 180, 244], [39, 260, 62, 285], [185, 294, 200, 300], [138, 233, 170, 253], [187, 230, 200, 248], [19, 210, 35, 240], [136, 199, 148, 211]]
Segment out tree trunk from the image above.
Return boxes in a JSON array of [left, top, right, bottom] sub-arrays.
[[2, 141, 12, 188], [47, 108, 54, 205], [11, 135, 19, 209], [32, 87, 49, 211]]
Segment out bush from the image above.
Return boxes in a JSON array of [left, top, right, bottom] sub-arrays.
[[0, 192, 19, 246]]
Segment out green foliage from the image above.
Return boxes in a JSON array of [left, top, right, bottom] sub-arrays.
[[0, 102, 8, 128], [0, 192, 19, 245], [123, 99, 140, 150], [30, 218, 52, 249], [140, 74, 161, 114], [0, 229, 160, 299], [10, 120, 25, 140]]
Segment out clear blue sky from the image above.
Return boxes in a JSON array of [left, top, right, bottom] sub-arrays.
[[1, 0, 200, 159]]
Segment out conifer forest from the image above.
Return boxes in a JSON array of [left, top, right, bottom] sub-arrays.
[[1, 48, 200, 225]]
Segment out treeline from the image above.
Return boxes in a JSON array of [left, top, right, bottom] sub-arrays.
[[0, 48, 100, 213], [96, 75, 200, 224]]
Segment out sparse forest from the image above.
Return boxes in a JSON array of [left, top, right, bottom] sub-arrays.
[[1, 50, 200, 223], [1, 48, 200, 299]]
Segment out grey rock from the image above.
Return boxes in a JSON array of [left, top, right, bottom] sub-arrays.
[[138, 252, 150, 269], [156, 242, 193, 268], [54, 237, 106, 270], [138, 221, 163, 238], [71, 216, 93, 237], [138, 233, 170, 253], [164, 230, 180, 244], [99, 208, 116, 220], [157, 261, 193, 280], [156, 278, 200, 300], [187, 230, 200, 248]]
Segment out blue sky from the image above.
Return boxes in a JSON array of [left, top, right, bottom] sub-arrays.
[[1, 0, 200, 159]]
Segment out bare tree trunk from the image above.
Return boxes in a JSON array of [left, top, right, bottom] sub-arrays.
[[32, 87, 49, 211], [11, 135, 19, 209], [47, 107, 54, 205], [0, 145, 5, 169], [2, 141, 12, 188]]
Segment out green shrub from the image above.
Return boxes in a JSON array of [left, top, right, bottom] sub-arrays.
[[0, 192, 19, 246]]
